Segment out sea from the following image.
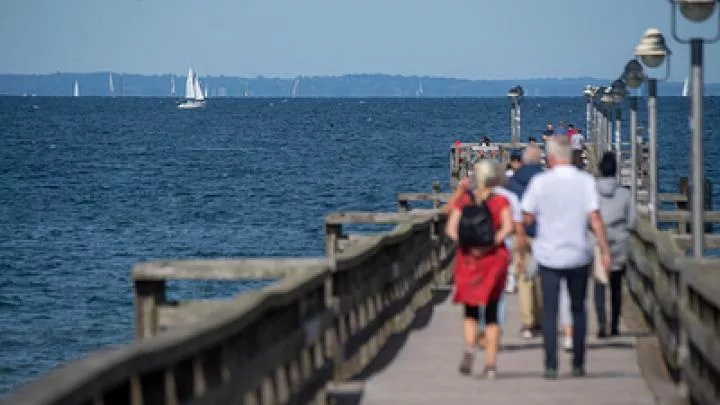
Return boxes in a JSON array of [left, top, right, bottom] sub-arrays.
[[1, 97, 718, 395]]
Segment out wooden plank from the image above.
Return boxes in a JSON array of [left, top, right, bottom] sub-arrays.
[[325, 211, 443, 225], [132, 257, 327, 281], [636, 193, 688, 203], [657, 210, 720, 223], [397, 192, 452, 203], [671, 234, 720, 250], [157, 296, 261, 330]]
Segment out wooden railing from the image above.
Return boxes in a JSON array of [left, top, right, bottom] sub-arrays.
[[626, 215, 720, 405], [4, 191, 453, 405]]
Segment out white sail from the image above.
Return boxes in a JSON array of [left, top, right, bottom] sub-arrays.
[[682, 76, 689, 97], [170, 75, 176, 97], [292, 77, 300, 98], [204, 83, 208, 98], [73, 80, 80, 97], [193, 76, 205, 101], [108, 73, 115, 96], [185, 68, 196, 99]]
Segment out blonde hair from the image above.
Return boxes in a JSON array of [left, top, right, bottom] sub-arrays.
[[546, 136, 572, 162], [472, 160, 500, 191]]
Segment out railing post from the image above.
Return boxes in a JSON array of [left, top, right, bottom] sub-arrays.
[[134, 280, 166, 339], [432, 181, 441, 209]]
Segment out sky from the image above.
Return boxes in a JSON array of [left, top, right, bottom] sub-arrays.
[[2, 0, 720, 82]]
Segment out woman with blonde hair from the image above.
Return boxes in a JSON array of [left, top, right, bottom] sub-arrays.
[[445, 160, 513, 379]]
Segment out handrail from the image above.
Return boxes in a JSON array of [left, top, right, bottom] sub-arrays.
[[626, 215, 720, 405]]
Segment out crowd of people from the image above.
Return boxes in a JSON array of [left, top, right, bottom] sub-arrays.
[[444, 131, 636, 379]]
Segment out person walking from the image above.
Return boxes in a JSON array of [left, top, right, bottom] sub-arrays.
[[506, 145, 544, 339], [521, 137, 612, 378], [445, 160, 513, 379], [594, 152, 636, 337]]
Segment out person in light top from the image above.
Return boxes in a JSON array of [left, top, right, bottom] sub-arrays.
[[521, 136, 612, 379], [571, 129, 585, 169]]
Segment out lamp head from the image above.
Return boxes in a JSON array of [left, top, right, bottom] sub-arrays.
[[506, 85, 524, 99], [622, 59, 645, 88], [599, 87, 615, 105], [676, 0, 717, 22], [634, 28, 671, 68], [611, 79, 627, 102]]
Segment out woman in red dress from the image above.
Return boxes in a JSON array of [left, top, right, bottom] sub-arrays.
[[445, 160, 513, 379]]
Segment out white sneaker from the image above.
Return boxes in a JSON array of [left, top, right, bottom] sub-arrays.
[[563, 336, 573, 352]]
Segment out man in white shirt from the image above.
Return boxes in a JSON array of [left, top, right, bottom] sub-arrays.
[[520, 137, 612, 379]]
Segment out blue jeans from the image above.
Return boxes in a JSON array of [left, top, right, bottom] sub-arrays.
[[539, 264, 590, 370]]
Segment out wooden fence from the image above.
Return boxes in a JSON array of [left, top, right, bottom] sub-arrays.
[[3, 193, 452, 405], [626, 215, 720, 405]]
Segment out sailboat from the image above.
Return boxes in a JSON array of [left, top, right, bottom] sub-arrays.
[[291, 77, 300, 98], [682, 76, 689, 97], [170, 75, 176, 97], [415, 79, 424, 98], [73, 80, 80, 97], [108, 73, 115, 97], [178, 68, 206, 109]]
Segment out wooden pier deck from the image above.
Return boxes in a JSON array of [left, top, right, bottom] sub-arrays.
[[332, 287, 661, 405]]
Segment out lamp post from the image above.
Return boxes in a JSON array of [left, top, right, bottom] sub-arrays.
[[593, 86, 606, 154], [507, 86, 524, 146], [635, 28, 672, 229], [610, 79, 628, 175], [668, 0, 720, 257], [583, 86, 596, 143], [622, 59, 645, 208], [600, 88, 615, 157]]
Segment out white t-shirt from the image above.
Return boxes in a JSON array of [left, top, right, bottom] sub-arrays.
[[521, 165, 599, 268], [493, 186, 521, 250]]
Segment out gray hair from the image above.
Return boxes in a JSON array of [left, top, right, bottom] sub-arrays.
[[472, 160, 500, 191], [546, 137, 572, 162], [522, 145, 543, 165]]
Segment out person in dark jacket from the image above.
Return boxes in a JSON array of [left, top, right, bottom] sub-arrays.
[[506, 144, 545, 338]]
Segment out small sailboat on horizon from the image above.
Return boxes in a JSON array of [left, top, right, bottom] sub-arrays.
[[73, 80, 80, 97], [108, 73, 115, 97], [178, 67, 206, 109], [682, 76, 689, 97]]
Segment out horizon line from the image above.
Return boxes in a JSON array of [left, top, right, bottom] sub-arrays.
[[0, 71, 701, 84]]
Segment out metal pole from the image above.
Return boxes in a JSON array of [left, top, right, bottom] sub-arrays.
[[510, 102, 517, 145], [586, 97, 592, 139], [517, 101, 522, 143], [690, 38, 704, 257], [648, 78, 658, 228], [615, 107, 622, 180], [599, 109, 606, 158], [630, 96, 638, 207], [606, 108, 613, 152]]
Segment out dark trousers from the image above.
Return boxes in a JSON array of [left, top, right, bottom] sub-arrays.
[[594, 267, 625, 334], [539, 264, 590, 370]]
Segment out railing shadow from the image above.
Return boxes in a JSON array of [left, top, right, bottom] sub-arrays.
[[350, 287, 452, 381]]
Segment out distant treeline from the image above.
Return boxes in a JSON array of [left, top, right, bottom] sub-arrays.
[[0, 73, 713, 97]]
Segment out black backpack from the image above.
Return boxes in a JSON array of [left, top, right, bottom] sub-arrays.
[[458, 191, 496, 248]]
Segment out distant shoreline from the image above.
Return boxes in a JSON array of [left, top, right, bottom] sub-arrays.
[[1, 73, 712, 97]]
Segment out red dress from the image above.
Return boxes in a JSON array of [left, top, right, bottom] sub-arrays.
[[452, 192, 510, 306]]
